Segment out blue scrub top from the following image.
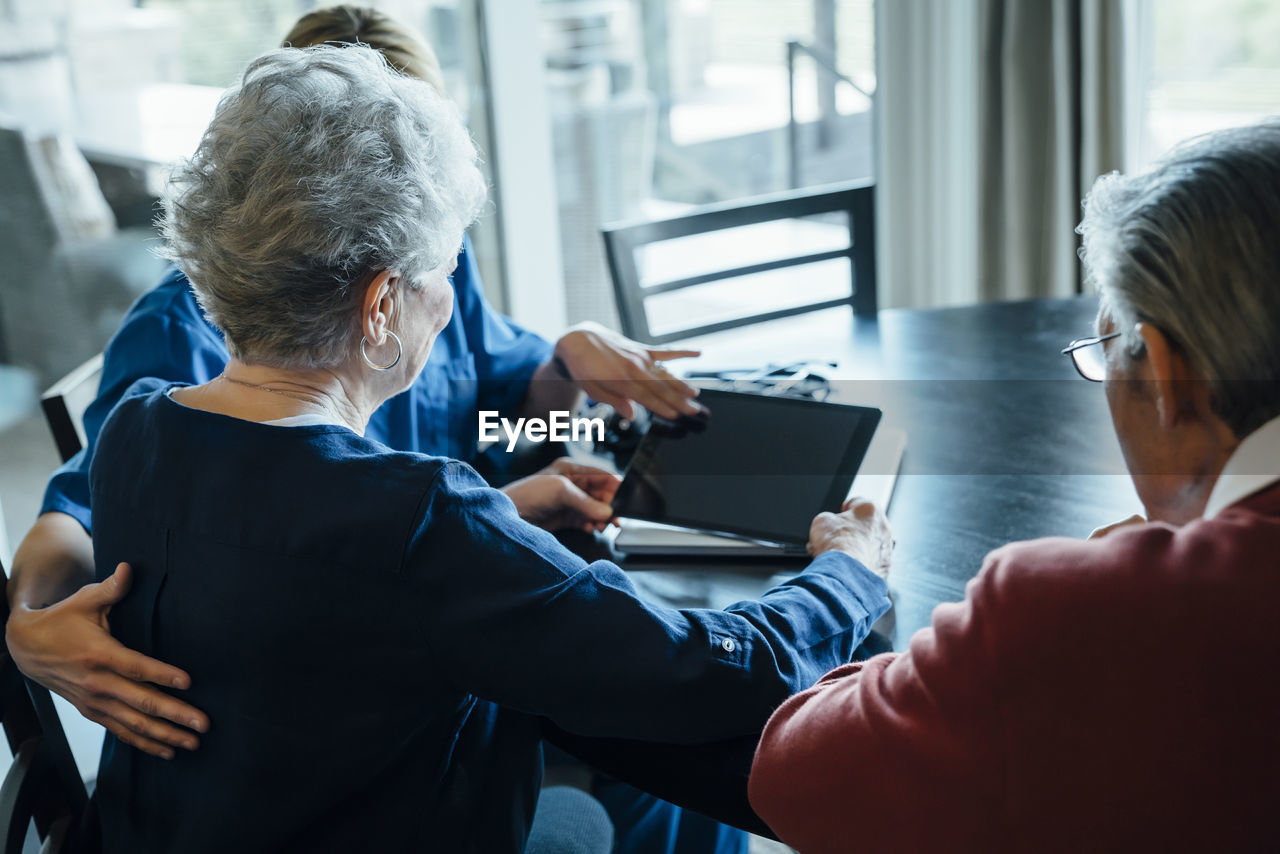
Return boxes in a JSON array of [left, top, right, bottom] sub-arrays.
[[42, 236, 552, 532]]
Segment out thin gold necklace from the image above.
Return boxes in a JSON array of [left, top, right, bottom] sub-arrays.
[[220, 374, 330, 409]]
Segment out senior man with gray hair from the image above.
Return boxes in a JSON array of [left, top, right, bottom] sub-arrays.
[[747, 120, 1280, 853]]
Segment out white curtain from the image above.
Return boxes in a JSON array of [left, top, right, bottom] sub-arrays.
[[976, 0, 1126, 300], [877, 0, 1126, 308]]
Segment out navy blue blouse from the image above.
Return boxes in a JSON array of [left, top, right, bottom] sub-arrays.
[[88, 380, 890, 853]]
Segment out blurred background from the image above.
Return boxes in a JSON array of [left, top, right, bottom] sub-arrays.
[[1, 0, 1279, 576]]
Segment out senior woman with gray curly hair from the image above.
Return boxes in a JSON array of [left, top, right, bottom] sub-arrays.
[[85, 44, 894, 854]]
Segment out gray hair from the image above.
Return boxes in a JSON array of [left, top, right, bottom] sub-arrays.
[[160, 44, 486, 368], [1079, 120, 1280, 438]]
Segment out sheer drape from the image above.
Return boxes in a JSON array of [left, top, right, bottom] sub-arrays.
[[976, 0, 1126, 300], [878, 0, 1126, 307]]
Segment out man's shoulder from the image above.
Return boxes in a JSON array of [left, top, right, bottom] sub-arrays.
[[992, 497, 1280, 580], [963, 533, 1158, 639], [982, 519, 1214, 598], [985, 525, 1171, 582], [974, 508, 1280, 641]]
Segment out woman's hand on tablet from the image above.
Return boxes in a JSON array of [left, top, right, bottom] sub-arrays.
[[807, 498, 893, 579], [503, 458, 621, 533]]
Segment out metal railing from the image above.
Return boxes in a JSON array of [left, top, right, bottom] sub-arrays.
[[786, 38, 875, 189]]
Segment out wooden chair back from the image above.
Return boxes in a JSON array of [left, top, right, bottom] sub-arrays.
[[0, 557, 92, 853], [602, 180, 876, 344], [40, 353, 104, 463]]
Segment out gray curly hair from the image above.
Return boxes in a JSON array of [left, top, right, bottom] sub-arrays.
[[161, 44, 486, 368], [1080, 120, 1280, 439]]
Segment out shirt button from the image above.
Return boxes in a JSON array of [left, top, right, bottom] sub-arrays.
[[720, 638, 736, 653]]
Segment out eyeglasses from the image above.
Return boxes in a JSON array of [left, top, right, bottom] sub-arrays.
[[1061, 332, 1121, 382]]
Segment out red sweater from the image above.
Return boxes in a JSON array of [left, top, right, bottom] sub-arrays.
[[749, 485, 1280, 852]]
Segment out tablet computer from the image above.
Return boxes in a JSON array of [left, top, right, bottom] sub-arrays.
[[611, 388, 882, 549]]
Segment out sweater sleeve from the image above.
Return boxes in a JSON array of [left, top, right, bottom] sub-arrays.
[[748, 555, 1008, 853]]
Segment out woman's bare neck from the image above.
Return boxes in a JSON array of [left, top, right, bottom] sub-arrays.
[[169, 360, 371, 434]]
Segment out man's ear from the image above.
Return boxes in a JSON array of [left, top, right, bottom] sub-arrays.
[[1137, 322, 1204, 430], [360, 270, 400, 343]]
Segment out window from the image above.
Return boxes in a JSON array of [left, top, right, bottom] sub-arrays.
[[101, 0, 508, 308], [539, 0, 875, 326], [1135, 0, 1280, 165]]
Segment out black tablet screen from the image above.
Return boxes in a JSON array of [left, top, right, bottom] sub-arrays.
[[613, 388, 881, 545]]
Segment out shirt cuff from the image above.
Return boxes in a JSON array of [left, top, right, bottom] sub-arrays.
[[804, 550, 892, 625]]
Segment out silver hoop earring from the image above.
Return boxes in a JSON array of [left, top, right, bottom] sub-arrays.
[[360, 330, 403, 371]]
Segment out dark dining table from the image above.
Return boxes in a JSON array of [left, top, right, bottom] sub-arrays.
[[587, 294, 1139, 645], [546, 295, 1144, 834]]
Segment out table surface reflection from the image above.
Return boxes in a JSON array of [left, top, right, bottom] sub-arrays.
[[598, 295, 1141, 650]]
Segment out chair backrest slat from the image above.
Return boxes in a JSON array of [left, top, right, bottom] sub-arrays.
[[40, 353, 104, 463], [0, 557, 90, 853], [641, 248, 854, 296], [602, 180, 877, 343], [0, 737, 41, 853]]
